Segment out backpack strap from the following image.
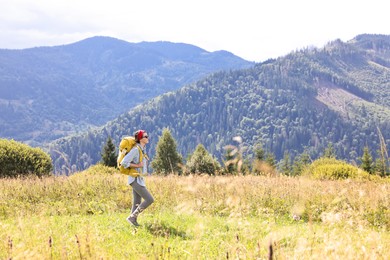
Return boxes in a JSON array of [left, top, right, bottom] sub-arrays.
[[137, 145, 143, 163], [136, 145, 149, 162], [136, 145, 149, 175]]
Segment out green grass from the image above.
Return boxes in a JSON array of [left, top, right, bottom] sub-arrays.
[[2, 212, 390, 259], [1, 165, 390, 259]]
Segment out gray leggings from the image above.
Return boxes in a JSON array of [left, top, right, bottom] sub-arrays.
[[130, 181, 154, 213]]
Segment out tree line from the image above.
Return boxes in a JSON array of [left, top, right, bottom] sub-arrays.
[[101, 128, 390, 177], [0, 126, 388, 178]]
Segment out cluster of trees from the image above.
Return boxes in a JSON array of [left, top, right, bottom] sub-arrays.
[[101, 129, 221, 175], [101, 129, 390, 177]]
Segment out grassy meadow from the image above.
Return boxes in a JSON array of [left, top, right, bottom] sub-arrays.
[[1, 165, 390, 259]]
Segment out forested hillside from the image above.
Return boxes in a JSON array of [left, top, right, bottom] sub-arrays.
[[49, 34, 390, 173], [0, 36, 252, 146]]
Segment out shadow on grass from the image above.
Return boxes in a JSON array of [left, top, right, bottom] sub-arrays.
[[145, 221, 191, 239]]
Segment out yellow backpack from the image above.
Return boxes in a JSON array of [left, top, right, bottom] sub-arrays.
[[117, 136, 144, 177]]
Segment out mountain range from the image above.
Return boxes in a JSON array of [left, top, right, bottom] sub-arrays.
[[0, 36, 253, 146], [47, 34, 390, 173]]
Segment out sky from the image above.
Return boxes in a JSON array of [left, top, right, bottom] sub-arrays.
[[1, 0, 389, 62]]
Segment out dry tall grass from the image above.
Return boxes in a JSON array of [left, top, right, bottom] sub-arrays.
[[1, 165, 389, 259]]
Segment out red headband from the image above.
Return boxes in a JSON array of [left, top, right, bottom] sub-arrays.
[[136, 130, 145, 141]]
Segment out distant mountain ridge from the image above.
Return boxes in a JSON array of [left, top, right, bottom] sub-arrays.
[[0, 36, 253, 145], [48, 34, 390, 173]]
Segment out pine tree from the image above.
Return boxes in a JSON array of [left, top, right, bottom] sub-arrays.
[[100, 137, 117, 167], [151, 128, 183, 175], [185, 144, 221, 175], [252, 150, 277, 176], [265, 152, 277, 169], [223, 146, 237, 174], [280, 151, 292, 176], [324, 143, 336, 158], [360, 146, 373, 174], [292, 152, 310, 176], [374, 149, 388, 177], [240, 157, 251, 175], [374, 157, 385, 176], [254, 144, 265, 161]]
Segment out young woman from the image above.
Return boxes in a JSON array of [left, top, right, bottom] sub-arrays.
[[120, 129, 154, 227]]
